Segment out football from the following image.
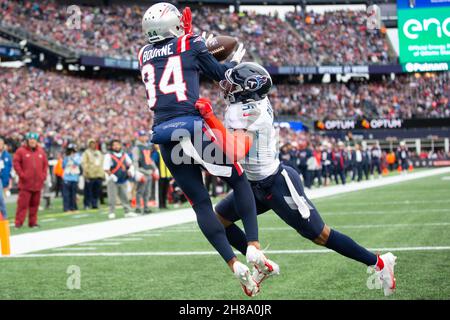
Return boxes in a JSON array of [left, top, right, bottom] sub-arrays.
[[206, 35, 238, 61]]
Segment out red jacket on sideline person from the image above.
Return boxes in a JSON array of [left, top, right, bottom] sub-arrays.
[[13, 144, 48, 192]]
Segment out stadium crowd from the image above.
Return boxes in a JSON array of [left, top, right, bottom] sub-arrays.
[[1, 67, 449, 153], [0, 0, 394, 65], [0, 67, 151, 149], [267, 73, 450, 119], [285, 10, 391, 65]]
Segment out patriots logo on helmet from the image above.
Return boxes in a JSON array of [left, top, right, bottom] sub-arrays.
[[244, 75, 268, 92]]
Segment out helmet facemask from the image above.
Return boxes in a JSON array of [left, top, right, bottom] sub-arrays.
[[219, 69, 244, 104]]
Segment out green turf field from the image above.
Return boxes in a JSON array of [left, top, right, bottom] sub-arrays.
[[1, 173, 449, 299]]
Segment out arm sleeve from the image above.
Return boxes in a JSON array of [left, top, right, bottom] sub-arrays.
[[192, 37, 237, 82], [13, 151, 24, 179], [4, 153, 12, 180]]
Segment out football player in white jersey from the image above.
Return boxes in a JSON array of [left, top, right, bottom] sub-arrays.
[[196, 62, 397, 296]]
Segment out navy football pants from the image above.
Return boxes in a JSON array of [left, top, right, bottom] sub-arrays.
[[216, 165, 325, 241], [159, 139, 258, 263], [217, 164, 378, 267]]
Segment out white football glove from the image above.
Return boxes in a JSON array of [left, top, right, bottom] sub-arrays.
[[201, 31, 214, 42], [231, 43, 246, 64]]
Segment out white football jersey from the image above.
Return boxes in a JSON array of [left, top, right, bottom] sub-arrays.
[[224, 97, 280, 181]]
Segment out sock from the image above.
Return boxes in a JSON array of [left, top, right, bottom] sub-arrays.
[[325, 229, 377, 266], [225, 224, 248, 256]]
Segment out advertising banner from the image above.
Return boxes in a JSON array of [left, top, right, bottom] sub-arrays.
[[398, 0, 450, 64]]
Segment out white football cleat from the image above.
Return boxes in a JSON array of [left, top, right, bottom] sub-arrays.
[[246, 245, 280, 286], [233, 261, 260, 297], [377, 252, 397, 296], [108, 213, 116, 219], [124, 212, 138, 218]]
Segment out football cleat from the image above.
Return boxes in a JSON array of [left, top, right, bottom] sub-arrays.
[[246, 245, 280, 286], [232, 261, 260, 297], [377, 252, 397, 296], [252, 258, 280, 286]]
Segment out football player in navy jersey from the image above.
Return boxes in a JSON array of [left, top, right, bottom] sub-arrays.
[[195, 62, 397, 297], [137, 3, 278, 296]]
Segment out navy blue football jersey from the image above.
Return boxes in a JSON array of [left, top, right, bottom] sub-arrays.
[[138, 34, 235, 126]]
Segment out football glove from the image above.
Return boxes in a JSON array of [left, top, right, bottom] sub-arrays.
[[201, 31, 214, 42], [195, 97, 214, 119], [231, 43, 246, 64], [181, 7, 192, 34]]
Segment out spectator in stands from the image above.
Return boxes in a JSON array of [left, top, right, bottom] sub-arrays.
[[62, 144, 81, 212], [13, 132, 48, 228], [81, 139, 104, 210], [103, 139, 136, 219], [132, 131, 157, 214]]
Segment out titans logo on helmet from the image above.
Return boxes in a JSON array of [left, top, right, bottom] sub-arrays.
[[245, 75, 268, 92]]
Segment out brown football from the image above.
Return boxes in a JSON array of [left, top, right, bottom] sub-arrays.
[[206, 35, 238, 61]]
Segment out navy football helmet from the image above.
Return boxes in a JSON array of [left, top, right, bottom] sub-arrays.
[[220, 62, 272, 104]]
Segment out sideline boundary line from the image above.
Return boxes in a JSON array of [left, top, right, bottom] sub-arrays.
[[5, 167, 450, 256]]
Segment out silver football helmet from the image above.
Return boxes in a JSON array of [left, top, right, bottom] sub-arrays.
[[142, 2, 184, 44]]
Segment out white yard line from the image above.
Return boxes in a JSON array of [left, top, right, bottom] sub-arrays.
[[77, 243, 121, 246], [151, 222, 450, 233], [51, 247, 97, 251], [8, 246, 450, 258], [103, 238, 143, 241], [5, 167, 450, 257], [8, 209, 195, 255], [72, 214, 90, 219]]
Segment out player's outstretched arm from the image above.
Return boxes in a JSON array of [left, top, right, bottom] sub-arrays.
[[195, 98, 252, 162], [193, 37, 239, 82]]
